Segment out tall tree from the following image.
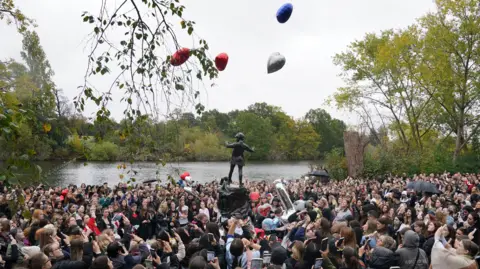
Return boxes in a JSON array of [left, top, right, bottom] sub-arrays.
[[305, 108, 346, 155], [20, 31, 56, 119], [417, 0, 480, 160], [332, 28, 434, 152]]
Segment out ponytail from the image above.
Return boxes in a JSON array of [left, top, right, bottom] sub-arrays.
[[231, 254, 240, 269]]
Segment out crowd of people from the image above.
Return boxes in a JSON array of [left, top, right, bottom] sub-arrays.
[[0, 172, 479, 269]]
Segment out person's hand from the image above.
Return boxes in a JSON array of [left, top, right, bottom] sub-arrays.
[[210, 258, 220, 269], [152, 254, 161, 265], [397, 244, 403, 249], [81, 233, 89, 243], [142, 220, 149, 223], [241, 238, 251, 248], [123, 216, 130, 226], [92, 241, 101, 254], [358, 245, 365, 257], [320, 245, 329, 258], [173, 232, 181, 242], [120, 245, 128, 256], [469, 228, 477, 240], [163, 241, 173, 253], [9, 235, 17, 245]]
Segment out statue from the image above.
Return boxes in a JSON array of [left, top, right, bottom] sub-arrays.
[[225, 132, 254, 186]]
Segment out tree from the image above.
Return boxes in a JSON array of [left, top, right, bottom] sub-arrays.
[[200, 109, 230, 134], [290, 120, 321, 160], [0, 0, 33, 33], [416, 0, 480, 160], [332, 28, 436, 152], [76, 0, 219, 134], [233, 112, 274, 160], [52, 88, 71, 118], [305, 108, 346, 155]]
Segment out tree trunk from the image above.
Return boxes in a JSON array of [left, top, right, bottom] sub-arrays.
[[453, 114, 465, 162], [343, 131, 368, 178]]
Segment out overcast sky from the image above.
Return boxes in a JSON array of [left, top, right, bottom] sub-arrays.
[[0, 0, 436, 125]]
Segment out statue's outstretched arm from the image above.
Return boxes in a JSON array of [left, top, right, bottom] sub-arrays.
[[244, 143, 254, 152], [225, 142, 236, 148]]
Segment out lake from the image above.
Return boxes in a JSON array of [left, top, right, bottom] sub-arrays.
[[38, 161, 314, 186]]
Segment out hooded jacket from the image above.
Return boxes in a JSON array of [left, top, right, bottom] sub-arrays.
[[368, 246, 395, 269], [395, 231, 428, 269]]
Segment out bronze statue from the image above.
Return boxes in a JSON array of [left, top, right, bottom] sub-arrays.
[[225, 132, 254, 186]]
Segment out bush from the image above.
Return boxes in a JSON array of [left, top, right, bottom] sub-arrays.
[[362, 143, 480, 177], [324, 147, 348, 180], [86, 141, 120, 161], [192, 133, 230, 161]]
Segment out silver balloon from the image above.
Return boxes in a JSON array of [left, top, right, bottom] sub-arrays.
[[293, 200, 306, 212], [267, 52, 286, 74], [275, 181, 296, 223]]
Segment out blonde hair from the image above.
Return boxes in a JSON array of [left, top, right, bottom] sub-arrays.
[[292, 241, 305, 261], [70, 239, 84, 261], [39, 227, 56, 250]]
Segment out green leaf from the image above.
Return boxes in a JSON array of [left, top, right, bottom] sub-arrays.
[[187, 27, 193, 35], [135, 33, 142, 40], [175, 83, 185, 91], [0, 175, 5, 182], [94, 27, 100, 34]]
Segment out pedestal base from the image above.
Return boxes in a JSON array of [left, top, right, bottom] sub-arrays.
[[218, 181, 251, 220]]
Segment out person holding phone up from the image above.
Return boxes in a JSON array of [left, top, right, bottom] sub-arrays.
[[225, 218, 260, 269]]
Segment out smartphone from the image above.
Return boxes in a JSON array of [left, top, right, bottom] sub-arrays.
[[88, 233, 96, 242], [150, 249, 157, 258], [321, 238, 329, 251], [251, 258, 263, 269], [207, 251, 215, 262], [263, 251, 271, 265], [337, 237, 345, 247], [314, 258, 323, 269], [208, 233, 214, 242]]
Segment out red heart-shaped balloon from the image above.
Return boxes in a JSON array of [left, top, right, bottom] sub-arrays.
[[171, 48, 190, 66], [215, 53, 229, 71]]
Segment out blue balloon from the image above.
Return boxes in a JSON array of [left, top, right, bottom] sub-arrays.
[[276, 3, 293, 23]]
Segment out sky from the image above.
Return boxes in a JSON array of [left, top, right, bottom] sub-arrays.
[[0, 0, 436, 125]]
